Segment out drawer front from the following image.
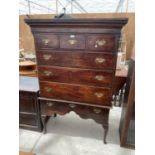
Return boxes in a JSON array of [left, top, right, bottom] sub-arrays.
[[19, 114, 37, 126], [40, 99, 110, 118], [40, 81, 112, 106], [60, 34, 85, 49], [34, 33, 59, 49], [86, 35, 116, 51], [19, 92, 36, 113], [37, 51, 116, 70], [38, 66, 114, 87]]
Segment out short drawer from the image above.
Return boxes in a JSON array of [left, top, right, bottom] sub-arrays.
[[38, 66, 114, 87], [34, 33, 59, 49], [39, 81, 112, 106], [40, 99, 110, 118], [37, 51, 116, 70], [19, 113, 37, 126], [60, 34, 85, 49], [86, 34, 116, 51]]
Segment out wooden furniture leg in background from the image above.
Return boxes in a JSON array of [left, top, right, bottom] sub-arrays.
[[41, 116, 50, 134], [41, 114, 57, 134]]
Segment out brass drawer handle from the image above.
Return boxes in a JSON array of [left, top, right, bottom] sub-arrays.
[[70, 35, 75, 38], [69, 103, 76, 108], [95, 75, 104, 81], [68, 39, 77, 45], [47, 102, 54, 107], [42, 39, 50, 45], [43, 54, 51, 60], [94, 92, 103, 98], [95, 57, 106, 64], [96, 39, 106, 46], [44, 87, 52, 93], [93, 108, 102, 114], [43, 71, 53, 76]]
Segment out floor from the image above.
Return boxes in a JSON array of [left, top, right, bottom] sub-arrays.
[[19, 107, 135, 155]]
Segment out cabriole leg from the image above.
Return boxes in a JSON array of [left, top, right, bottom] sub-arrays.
[[103, 124, 109, 144]]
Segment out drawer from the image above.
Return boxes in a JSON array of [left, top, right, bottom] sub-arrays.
[[19, 92, 36, 113], [60, 34, 85, 49], [37, 51, 116, 70], [34, 33, 59, 49], [40, 99, 110, 117], [38, 66, 114, 87], [39, 81, 112, 106], [86, 35, 116, 51], [19, 114, 37, 126]]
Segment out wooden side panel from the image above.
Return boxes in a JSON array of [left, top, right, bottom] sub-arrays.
[[19, 114, 37, 126], [19, 91, 36, 113]]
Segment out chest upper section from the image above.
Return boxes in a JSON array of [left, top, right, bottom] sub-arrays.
[[25, 18, 128, 53]]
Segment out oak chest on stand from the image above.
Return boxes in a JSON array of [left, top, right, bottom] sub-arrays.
[[26, 18, 127, 143]]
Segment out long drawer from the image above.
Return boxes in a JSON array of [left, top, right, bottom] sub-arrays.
[[38, 66, 114, 87], [39, 81, 112, 106], [40, 99, 110, 119], [34, 33, 116, 52], [37, 51, 116, 70]]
